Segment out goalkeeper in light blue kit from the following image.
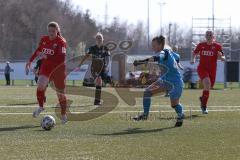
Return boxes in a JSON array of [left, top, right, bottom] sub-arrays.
[[133, 36, 185, 127]]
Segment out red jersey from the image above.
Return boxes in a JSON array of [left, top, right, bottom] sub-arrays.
[[194, 42, 222, 71], [29, 35, 67, 65]]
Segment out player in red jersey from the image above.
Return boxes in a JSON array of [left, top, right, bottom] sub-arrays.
[[191, 30, 225, 114], [25, 22, 68, 124]]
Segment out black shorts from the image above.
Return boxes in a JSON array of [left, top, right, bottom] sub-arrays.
[[91, 58, 107, 79], [99, 70, 108, 80]]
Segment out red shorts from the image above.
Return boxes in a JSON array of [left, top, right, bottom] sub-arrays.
[[197, 67, 216, 87], [39, 62, 66, 91]]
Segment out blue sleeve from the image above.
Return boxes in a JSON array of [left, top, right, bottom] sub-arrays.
[[173, 52, 180, 63], [153, 51, 167, 63]]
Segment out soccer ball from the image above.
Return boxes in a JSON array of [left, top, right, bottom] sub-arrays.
[[41, 115, 56, 131]]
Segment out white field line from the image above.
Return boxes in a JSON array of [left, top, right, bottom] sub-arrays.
[[0, 109, 240, 115], [1, 105, 240, 108]]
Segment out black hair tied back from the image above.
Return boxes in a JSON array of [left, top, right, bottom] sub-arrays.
[[152, 35, 165, 46]]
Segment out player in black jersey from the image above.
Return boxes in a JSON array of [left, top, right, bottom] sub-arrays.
[[34, 59, 42, 83], [80, 33, 110, 105]]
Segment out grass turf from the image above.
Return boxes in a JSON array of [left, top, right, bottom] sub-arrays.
[[0, 86, 240, 160]]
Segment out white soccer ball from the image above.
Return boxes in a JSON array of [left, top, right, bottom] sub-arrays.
[[41, 115, 56, 131]]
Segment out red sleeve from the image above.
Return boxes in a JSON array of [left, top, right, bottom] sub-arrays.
[[193, 43, 202, 55], [29, 37, 44, 63]]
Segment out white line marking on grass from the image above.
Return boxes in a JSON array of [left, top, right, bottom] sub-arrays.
[[0, 109, 240, 115], [128, 105, 240, 108], [0, 105, 42, 108], [1, 105, 240, 108], [0, 105, 38, 108]]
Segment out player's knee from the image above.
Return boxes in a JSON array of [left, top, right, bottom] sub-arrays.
[[95, 77, 102, 86], [171, 105, 176, 109], [171, 100, 179, 107], [171, 103, 179, 108], [37, 77, 48, 91], [57, 93, 66, 102], [37, 84, 46, 91], [206, 79, 211, 85], [205, 82, 211, 90], [203, 78, 211, 90]]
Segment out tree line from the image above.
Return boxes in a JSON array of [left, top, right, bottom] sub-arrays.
[[0, 0, 240, 61], [0, 0, 149, 60]]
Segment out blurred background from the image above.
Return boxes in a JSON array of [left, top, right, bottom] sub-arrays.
[[0, 0, 239, 87]]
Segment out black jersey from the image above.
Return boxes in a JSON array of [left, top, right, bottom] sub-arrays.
[[34, 59, 42, 70], [34, 59, 42, 76], [87, 45, 110, 65]]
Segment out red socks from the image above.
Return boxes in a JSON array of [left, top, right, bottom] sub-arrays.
[[58, 94, 67, 115], [37, 88, 67, 115], [202, 90, 210, 107], [37, 89, 45, 108]]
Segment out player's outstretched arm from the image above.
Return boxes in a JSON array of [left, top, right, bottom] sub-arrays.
[[191, 43, 201, 64], [190, 54, 196, 64], [133, 56, 158, 66], [79, 54, 91, 67], [25, 37, 46, 75], [25, 49, 41, 75], [133, 58, 149, 66], [25, 50, 41, 75], [218, 51, 226, 61]]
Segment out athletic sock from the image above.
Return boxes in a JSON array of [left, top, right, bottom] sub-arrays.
[[95, 86, 102, 103], [202, 90, 209, 107], [37, 89, 45, 108], [173, 104, 184, 118], [143, 89, 152, 116], [58, 95, 67, 115]]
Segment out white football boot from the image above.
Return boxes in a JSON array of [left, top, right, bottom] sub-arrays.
[[32, 107, 45, 118], [61, 114, 68, 124]]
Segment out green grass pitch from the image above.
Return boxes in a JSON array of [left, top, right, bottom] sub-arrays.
[[0, 85, 240, 160]]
